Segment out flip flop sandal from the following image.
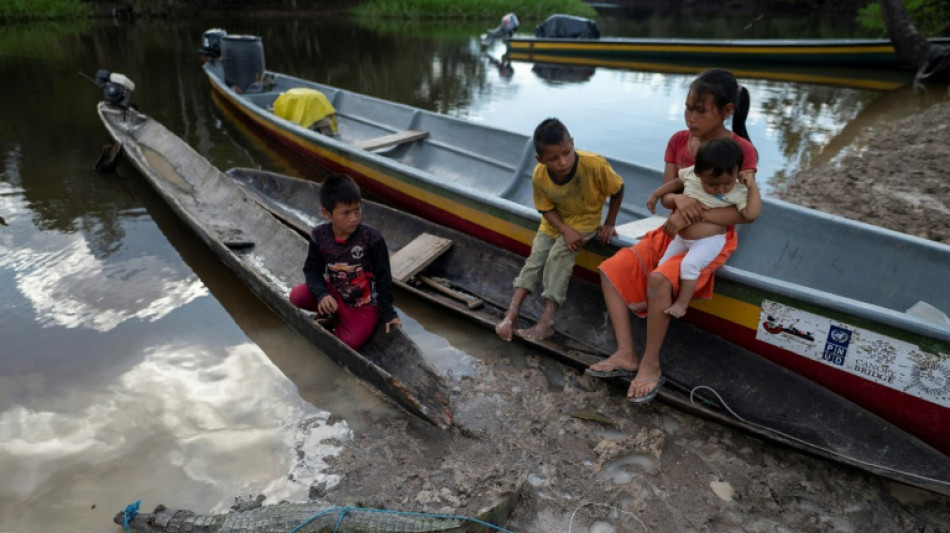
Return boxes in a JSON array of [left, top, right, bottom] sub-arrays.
[[585, 366, 637, 378], [627, 376, 666, 404]]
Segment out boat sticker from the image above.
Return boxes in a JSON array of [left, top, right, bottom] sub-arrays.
[[822, 325, 852, 366], [756, 300, 950, 408]]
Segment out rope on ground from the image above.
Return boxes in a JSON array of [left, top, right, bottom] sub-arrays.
[[568, 501, 646, 533], [688, 385, 950, 487]]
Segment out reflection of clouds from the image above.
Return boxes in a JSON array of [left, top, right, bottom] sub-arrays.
[[0, 342, 348, 506], [14, 237, 207, 331], [0, 185, 207, 332]]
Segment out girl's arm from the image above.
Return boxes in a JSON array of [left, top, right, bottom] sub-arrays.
[[739, 173, 762, 221], [662, 192, 708, 223], [662, 162, 679, 183], [663, 204, 747, 236]]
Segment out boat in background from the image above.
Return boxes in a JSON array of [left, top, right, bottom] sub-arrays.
[[96, 91, 453, 431], [199, 30, 950, 457], [504, 35, 950, 70], [230, 167, 950, 496]]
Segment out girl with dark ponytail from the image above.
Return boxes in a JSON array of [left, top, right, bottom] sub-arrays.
[[587, 68, 760, 404]]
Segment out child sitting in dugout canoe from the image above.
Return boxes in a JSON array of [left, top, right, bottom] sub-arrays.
[[288, 173, 401, 350], [495, 118, 625, 342]]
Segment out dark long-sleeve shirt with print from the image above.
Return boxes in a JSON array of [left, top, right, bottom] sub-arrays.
[[302, 223, 397, 322]]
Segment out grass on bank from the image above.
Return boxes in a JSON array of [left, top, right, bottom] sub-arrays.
[[1, 0, 89, 20], [351, 0, 598, 20]]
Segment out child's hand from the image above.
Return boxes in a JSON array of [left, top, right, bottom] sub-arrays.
[[385, 317, 402, 332], [663, 211, 690, 237], [738, 170, 757, 187], [646, 195, 658, 214], [564, 227, 585, 252], [597, 223, 617, 244], [672, 195, 708, 223], [316, 294, 338, 315]]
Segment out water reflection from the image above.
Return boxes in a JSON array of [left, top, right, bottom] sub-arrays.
[[531, 62, 596, 85], [0, 341, 344, 531]]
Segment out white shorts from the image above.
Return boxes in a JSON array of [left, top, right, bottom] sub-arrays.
[[657, 233, 727, 280]]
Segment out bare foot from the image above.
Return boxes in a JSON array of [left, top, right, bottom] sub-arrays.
[[495, 316, 515, 341], [663, 302, 687, 318], [587, 350, 639, 375], [628, 361, 662, 400], [517, 320, 555, 341]]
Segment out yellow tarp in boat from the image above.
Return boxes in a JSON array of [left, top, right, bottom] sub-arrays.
[[273, 88, 338, 134]]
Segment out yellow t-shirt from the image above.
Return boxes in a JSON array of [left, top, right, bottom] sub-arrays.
[[532, 150, 624, 238], [679, 166, 748, 213]]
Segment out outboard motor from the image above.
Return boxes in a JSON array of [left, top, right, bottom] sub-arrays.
[[481, 13, 519, 47], [94, 69, 135, 109], [220, 34, 265, 93], [199, 28, 227, 60]]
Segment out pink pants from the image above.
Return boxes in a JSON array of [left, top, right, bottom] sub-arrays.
[[289, 284, 380, 350]]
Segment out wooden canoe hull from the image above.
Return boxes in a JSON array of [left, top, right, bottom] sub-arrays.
[[96, 103, 452, 430], [200, 56, 950, 457], [504, 36, 950, 68], [229, 167, 950, 496]]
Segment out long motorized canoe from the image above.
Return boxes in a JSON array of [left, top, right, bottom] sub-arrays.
[[504, 35, 950, 69], [96, 100, 453, 430], [200, 31, 950, 457], [229, 167, 950, 496]]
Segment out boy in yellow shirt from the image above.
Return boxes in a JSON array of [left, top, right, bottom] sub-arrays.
[[496, 118, 625, 341]]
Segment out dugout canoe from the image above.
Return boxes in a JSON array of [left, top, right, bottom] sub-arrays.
[[504, 35, 950, 69], [96, 100, 453, 430], [228, 167, 950, 496], [200, 32, 950, 458]]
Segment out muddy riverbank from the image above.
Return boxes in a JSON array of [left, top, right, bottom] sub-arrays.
[[295, 96, 950, 533]]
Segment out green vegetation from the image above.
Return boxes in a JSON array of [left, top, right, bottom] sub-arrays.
[[0, 0, 89, 20], [0, 20, 91, 58], [857, 0, 950, 36], [351, 0, 597, 20]]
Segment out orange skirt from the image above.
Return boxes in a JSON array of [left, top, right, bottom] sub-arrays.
[[599, 226, 737, 317]]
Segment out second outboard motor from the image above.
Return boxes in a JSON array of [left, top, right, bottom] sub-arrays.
[[221, 34, 265, 93], [534, 14, 600, 39], [199, 28, 227, 59], [94, 69, 135, 109], [481, 13, 519, 47]]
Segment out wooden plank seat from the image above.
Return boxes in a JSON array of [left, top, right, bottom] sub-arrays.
[[390, 233, 453, 283], [615, 215, 667, 241], [353, 130, 428, 151]]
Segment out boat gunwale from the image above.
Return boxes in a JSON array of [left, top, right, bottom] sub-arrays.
[[203, 63, 950, 346]]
